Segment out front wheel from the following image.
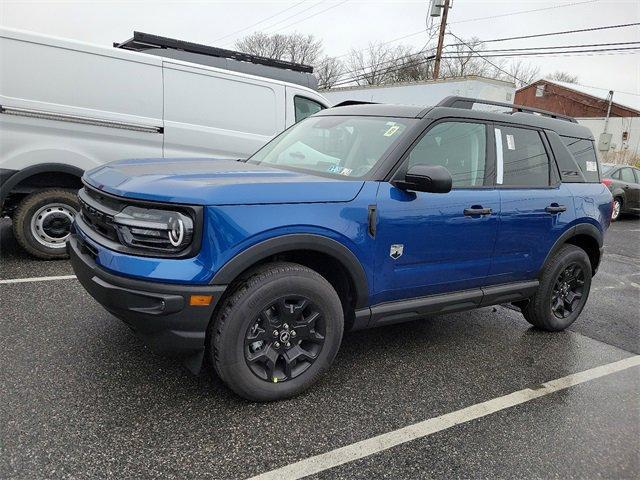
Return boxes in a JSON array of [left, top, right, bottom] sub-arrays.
[[611, 197, 622, 221], [210, 262, 344, 402], [12, 189, 79, 259], [522, 244, 592, 331]]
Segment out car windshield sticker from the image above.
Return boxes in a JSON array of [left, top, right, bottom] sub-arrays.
[[384, 125, 400, 137], [327, 165, 342, 173], [506, 134, 516, 150], [586, 161, 598, 172], [339, 167, 353, 176]]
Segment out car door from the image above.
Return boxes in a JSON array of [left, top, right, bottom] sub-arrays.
[[619, 167, 640, 209], [489, 124, 576, 284], [373, 120, 500, 305]]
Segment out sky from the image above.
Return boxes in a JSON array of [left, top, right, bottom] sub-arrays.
[[1, 0, 639, 95]]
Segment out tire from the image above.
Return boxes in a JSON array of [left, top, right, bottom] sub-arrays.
[[12, 189, 79, 260], [611, 197, 622, 221], [522, 244, 592, 331], [210, 262, 344, 402]]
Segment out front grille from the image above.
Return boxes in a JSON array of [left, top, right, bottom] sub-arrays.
[[78, 186, 121, 243]]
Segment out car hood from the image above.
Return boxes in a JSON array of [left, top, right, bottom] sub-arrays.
[[83, 158, 365, 205]]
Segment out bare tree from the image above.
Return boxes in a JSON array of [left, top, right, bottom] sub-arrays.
[[441, 37, 490, 78], [501, 60, 541, 88], [346, 42, 400, 86], [388, 45, 433, 83], [547, 71, 579, 84], [315, 56, 344, 89], [235, 32, 323, 65]]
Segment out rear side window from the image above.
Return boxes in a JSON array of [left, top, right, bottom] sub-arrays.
[[496, 126, 550, 187], [407, 121, 488, 187], [620, 168, 636, 183], [561, 137, 600, 182], [294, 96, 324, 122]]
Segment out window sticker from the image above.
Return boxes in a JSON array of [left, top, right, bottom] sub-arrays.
[[586, 161, 598, 172], [506, 134, 516, 150], [383, 125, 400, 137], [495, 128, 504, 184], [327, 165, 342, 173], [339, 167, 353, 176]]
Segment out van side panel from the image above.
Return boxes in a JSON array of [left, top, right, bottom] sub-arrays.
[[162, 62, 286, 159], [0, 34, 163, 172]]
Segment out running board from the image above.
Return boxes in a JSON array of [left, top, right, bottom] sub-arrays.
[[354, 280, 539, 329]]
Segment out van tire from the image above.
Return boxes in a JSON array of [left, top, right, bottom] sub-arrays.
[[13, 189, 79, 260], [522, 244, 592, 331], [210, 262, 344, 402]]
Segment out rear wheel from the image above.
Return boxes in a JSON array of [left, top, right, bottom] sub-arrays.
[[12, 189, 79, 259], [522, 244, 592, 331], [210, 262, 344, 401], [611, 197, 622, 221]]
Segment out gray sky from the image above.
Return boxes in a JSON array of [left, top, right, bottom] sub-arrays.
[[2, 0, 639, 93]]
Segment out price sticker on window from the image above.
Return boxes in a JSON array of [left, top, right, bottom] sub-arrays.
[[384, 125, 400, 137]]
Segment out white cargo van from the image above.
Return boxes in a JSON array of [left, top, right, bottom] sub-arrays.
[[0, 29, 328, 258]]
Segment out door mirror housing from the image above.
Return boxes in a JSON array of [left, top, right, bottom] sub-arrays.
[[392, 165, 452, 193]]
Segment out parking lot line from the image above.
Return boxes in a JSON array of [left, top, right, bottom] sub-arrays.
[[249, 355, 640, 480], [0, 274, 77, 284]]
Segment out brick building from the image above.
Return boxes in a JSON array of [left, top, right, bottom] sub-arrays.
[[514, 80, 640, 118]]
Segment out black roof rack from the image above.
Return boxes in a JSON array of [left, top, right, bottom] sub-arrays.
[[437, 96, 578, 123], [114, 31, 313, 74], [333, 100, 379, 107]]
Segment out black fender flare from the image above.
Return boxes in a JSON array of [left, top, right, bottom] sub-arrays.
[[0, 163, 84, 205], [538, 223, 603, 277], [210, 234, 370, 308]]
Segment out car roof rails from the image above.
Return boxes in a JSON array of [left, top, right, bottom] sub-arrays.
[[332, 100, 379, 107], [437, 96, 578, 123], [114, 31, 318, 89]]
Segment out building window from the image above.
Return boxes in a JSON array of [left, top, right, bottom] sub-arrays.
[[535, 84, 545, 97]]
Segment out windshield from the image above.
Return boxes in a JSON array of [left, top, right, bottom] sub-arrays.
[[247, 115, 415, 178]]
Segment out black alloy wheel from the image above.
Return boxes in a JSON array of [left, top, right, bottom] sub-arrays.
[[550, 262, 585, 319], [245, 295, 325, 383]]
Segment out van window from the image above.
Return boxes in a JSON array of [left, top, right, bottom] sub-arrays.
[[561, 137, 600, 182], [496, 126, 550, 187], [406, 122, 487, 187], [294, 97, 324, 122]]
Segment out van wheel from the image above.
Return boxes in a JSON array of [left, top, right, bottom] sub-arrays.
[[210, 262, 344, 402], [13, 189, 79, 260], [522, 244, 592, 331], [611, 197, 622, 221]]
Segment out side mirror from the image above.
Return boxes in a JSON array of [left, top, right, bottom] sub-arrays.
[[392, 165, 452, 193]]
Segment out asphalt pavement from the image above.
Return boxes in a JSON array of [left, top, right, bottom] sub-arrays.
[[1, 216, 638, 479]]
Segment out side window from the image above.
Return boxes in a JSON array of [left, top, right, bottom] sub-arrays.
[[560, 137, 600, 182], [611, 169, 621, 180], [635, 169, 640, 183], [406, 122, 487, 187], [496, 126, 550, 187], [620, 168, 635, 183], [294, 96, 324, 123]]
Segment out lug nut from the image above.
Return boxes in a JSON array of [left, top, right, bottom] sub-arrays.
[[283, 323, 289, 329], [274, 342, 281, 348], [273, 330, 279, 337], [291, 330, 296, 337], [286, 342, 291, 347]]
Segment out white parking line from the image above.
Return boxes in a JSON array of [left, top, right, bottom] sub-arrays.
[[249, 355, 640, 480], [0, 274, 77, 285]]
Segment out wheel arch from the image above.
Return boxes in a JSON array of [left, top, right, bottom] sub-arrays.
[[540, 223, 603, 277], [210, 234, 370, 313], [0, 163, 84, 211]]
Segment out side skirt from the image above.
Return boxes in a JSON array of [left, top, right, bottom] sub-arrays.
[[353, 280, 539, 329]]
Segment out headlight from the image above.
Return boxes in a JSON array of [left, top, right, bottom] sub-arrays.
[[113, 206, 194, 253]]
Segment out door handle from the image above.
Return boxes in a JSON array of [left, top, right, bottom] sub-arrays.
[[464, 207, 492, 216], [545, 204, 567, 214]]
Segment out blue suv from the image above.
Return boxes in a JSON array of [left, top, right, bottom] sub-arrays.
[[68, 97, 612, 401]]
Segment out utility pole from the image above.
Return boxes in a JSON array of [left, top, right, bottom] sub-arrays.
[[432, 0, 450, 80]]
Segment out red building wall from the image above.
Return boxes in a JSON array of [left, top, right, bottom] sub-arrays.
[[514, 81, 639, 118]]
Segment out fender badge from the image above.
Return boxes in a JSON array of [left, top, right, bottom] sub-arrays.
[[390, 244, 404, 259]]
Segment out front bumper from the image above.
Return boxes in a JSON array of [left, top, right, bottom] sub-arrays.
[[67, 233, 226, 357]]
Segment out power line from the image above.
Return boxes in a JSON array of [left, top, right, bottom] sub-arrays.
[[448, 41, 640, 53], [264, 0, 350, 36], [211, 0, 308, 43], [333, 0, 611, 59], [260, 0, 328, 34]]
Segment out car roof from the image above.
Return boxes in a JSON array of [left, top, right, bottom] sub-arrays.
[[316, 103, 427, 118], [316, 100, 593, 139]]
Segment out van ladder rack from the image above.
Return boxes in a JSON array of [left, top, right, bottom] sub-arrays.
[[437, 96, 578, 123], [114, 31, 313, 74]]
